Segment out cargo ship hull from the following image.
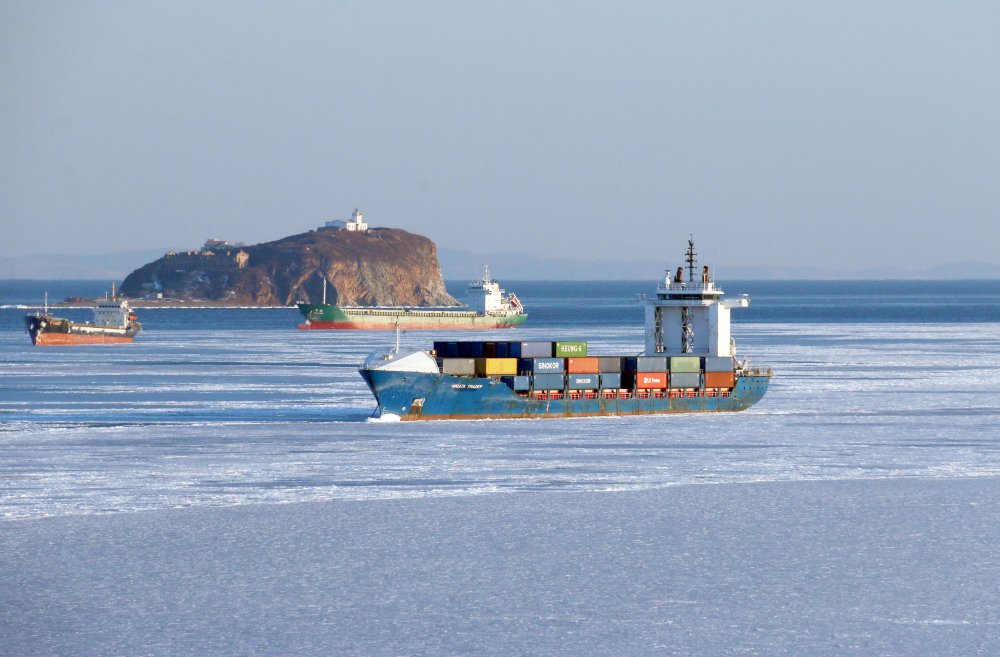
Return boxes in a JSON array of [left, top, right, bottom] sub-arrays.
[[297, 304, 527, 331], [361, 368, 770, 420]]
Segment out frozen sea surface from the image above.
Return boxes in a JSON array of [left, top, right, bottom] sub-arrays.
[[2, 322, 1000, 519], [3, 305, 1000, 655]]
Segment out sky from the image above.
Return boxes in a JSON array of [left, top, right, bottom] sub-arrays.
[[2, 1, 998, 272]]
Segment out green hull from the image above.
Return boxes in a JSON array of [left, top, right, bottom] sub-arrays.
[[297, 304, 527, 330]]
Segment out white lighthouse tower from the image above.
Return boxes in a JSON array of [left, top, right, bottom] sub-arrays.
[[644, 237, 750, 358]]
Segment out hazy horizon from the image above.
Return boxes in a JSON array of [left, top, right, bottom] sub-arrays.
[[3, 2, 999, 271]]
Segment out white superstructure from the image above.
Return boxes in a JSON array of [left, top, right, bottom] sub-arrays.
[[93, 298, 134, 328], [644, 238, 749, 358], [467, 264, 524, 317]]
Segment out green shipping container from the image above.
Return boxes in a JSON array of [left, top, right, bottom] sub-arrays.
[[669, 356, 701, 373], [554, 341, 587, 357]]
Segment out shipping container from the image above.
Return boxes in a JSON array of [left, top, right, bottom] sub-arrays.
[[566, 357, 600, 374], [440, 358, 476, 376], [510, 341, 553, 358], [635, 372, 668, 389], [704, 371, 736, 388], [669, 372, 701, 388], [456, 342, 485, 358], [475, 357, 517, 376], [495, 342, 510, 358], [554, 341, 587, 357], [433, 341, 459, 357], [670, 356, 701, 373], [598, 356, 622, 373], [636, 356, 668, 371], [532, 373, 565, 390], [599, 372, 622, 389], [483, 342, 497, 358], [704, 356, 734, 372], [567, 373, 599, 390], [501, 375, 531, 391], [519, 357, 565, 374], [622, 357, 638, 372]]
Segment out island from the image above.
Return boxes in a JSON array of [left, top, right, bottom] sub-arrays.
[[119, 211, 460, 307]]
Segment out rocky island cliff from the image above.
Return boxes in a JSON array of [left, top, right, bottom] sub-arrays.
[[120, 224, 460, 307]]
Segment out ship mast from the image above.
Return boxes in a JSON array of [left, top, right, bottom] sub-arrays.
[[681, 237, 697, 353], [685, 235, 697, 283]]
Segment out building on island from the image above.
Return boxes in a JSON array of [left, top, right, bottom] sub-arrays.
[[323, 208, 369, 232]]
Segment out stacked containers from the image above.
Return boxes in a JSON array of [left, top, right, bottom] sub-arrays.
[[598, 357, 622, 389], [704, 356, 736, 388], [565, 358, 599, 389], [628, 355, 669, 390], [669, 356, 701, 388]]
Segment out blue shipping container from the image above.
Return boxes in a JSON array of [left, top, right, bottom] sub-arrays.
[[501, 375, 531, 391], [600, 373, 622, 389], [567, 374, 599, 390], [515, 341, 554, 358], [532, 373, 565, 390], [520, 357, 565, 374], [456, 342, 485, 358]]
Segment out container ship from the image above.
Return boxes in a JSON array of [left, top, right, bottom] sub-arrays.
[[297, 265, 526, 330], [25, 294, 142, 346], [360, 240, 770, 420]]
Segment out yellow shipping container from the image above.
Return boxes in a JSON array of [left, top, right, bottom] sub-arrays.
[[475, 357, 518, 376]]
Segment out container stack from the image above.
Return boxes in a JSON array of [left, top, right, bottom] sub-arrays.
[[432, 341, 739, 394]]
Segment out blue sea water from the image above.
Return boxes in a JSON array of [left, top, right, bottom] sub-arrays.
[[3, 279, 1000, 656]]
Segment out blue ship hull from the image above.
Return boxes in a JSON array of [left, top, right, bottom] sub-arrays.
[[360, 369, 770, 421]]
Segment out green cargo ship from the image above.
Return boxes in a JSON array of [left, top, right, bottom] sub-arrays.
[[298, 265, 526, 330]]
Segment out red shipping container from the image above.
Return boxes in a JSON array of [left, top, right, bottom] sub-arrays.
[[566, 357, 600, 374], [635, 372, 668, 389], [704, 371, 736, 388]]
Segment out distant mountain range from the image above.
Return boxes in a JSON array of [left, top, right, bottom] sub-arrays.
[[3, 247, 999, 281], [436, 248, 1000, 281]]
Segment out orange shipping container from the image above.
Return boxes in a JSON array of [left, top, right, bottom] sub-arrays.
[[704, 371, 736, 388], [566, 357, 600, 374], [635, 372, 668, 389]]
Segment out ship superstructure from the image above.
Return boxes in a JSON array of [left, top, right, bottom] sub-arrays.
[[297, 265, 526, 330], [359, 239, 769, 420]]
